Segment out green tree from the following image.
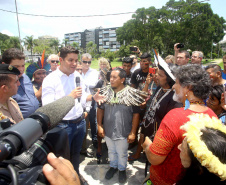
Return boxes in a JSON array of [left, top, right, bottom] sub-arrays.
[[86, 41, 97, 58], [9, 36, 21, 49], [62, 39, 69, 47], [116, 0, 225, 56], [72, 42, 80, 50], [50, 39, 60, 53], [0, 33, 21, 52], [23, 35, 35, 59], [101, 49, 116, 62]]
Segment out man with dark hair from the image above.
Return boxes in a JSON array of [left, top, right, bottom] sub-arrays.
[[0, 64, 23, 124], [122, 57, 133, 85], [131, 52, 152, 90], [97, 67, 146, 183], [206, 64, 226, 86], [2, 48, 39, 118], [42, 46, 104, 179], [174, 43, 190, 65]]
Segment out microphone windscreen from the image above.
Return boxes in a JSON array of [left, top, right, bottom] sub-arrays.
[[35, 96, 75, 129]]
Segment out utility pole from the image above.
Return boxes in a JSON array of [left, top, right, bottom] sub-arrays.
[[15, 0, 22, 51]]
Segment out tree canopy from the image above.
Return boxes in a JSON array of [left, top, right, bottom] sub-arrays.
[[116, 0, 226, 57], [0, 33, 21, 53]]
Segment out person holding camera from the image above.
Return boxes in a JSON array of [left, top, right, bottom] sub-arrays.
[[174, 43, 190, 66], [131, 52, 152, 90], [130, 46, 142, 73]]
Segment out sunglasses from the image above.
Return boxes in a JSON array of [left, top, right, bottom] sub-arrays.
[[51, 60, 59, 63], [83, 61, 91, 64]]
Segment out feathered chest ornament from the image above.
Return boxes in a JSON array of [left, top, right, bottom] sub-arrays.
[[98, 85, 148, 106]]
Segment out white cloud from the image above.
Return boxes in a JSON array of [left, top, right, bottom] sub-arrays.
[[1, 30, 14, 36]]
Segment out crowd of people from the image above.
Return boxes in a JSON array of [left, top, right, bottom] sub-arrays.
[[0, 44, 226, 185]]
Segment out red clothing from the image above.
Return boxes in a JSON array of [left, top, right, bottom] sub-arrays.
[[149, 108, 217, 185]]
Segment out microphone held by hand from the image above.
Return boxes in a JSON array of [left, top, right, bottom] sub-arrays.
[[75, 76, 81, 102]]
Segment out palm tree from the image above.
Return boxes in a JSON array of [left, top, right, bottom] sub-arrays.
[[50, 39, 60, 53], [72, 42, 80, 49], [62, 39, 69, 47], [23, 35, 34, 61]]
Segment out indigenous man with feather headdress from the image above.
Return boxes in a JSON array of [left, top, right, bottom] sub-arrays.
[[26, 50, 50, 107]]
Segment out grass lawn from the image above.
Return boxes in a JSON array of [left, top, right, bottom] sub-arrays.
[[90, 59, 122, 70], [219, 61, 223, 69]]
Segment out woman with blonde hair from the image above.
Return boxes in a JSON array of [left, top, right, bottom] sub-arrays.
[[98, 57, 111, 71], [165, 55, 175, 64]]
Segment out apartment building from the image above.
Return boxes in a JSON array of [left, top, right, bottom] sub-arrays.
[[64, 27, 121, 52]]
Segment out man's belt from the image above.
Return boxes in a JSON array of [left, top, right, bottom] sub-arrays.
[[61, 113, 84, 124]]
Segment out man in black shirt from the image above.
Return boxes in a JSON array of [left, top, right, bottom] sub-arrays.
[[131, 52, 152, 90], [122, 57, 133, 86]]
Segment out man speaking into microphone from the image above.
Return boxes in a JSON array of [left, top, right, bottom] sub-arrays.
[[42, 46, 105, 177]]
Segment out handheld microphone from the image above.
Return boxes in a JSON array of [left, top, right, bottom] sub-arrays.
[[75, 76, 81, 102], [0, 96, 75, 162]]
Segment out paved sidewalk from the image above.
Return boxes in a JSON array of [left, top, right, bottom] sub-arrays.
[[79, 130, 148, 185]]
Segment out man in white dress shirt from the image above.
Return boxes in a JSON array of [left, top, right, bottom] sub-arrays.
[[42, 46, 104, 175], [81, 53, 99, 149]]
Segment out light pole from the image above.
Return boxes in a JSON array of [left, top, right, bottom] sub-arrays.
[[15, 0, 22, 51]]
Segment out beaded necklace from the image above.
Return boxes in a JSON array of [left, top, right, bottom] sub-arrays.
[[143, 87, 171, 128], [189, 100, 205, 105]]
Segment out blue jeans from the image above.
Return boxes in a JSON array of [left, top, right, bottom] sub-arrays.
[[58, 119, 86, 174], [105, 136, 129, 171], [89, 100, 97, 142]]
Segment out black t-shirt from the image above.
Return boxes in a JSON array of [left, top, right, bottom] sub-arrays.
[[125, 73, 132, 86], [131, 69, 148, 90], [141, 86, 183, 138]]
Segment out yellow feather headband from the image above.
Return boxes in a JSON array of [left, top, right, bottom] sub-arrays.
[[180, 113, 226, 181]]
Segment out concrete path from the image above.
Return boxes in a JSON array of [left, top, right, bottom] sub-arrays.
[[79, 130, 148, 185]]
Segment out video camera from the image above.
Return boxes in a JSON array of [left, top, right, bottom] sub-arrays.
[[0, 96, 75, 185], [0, 122, 69, 185]]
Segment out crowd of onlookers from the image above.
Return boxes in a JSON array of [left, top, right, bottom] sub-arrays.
[[0, 44, 226, 185]]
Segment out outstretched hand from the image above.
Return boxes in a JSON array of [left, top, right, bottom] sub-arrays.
[[43, 153, 80, 185], [93, 89, 106, 105]]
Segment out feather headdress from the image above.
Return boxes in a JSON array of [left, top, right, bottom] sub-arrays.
[[26, 50, 50, 80], [152, 49, 176, 81]]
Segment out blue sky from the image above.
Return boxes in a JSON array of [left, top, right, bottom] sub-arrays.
[[0, 0, 225, 42]]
